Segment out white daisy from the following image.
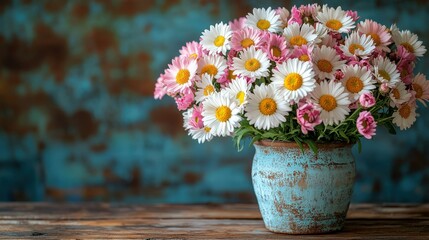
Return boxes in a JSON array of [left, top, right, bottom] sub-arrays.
[[389, 82, 412, 107], [190, 126, 214, 143], [316, 5, 355, 33], [224, 77, 251, 107], [245, 83, 291, 130], [392, 102, 417, 130], [271, 58, 316, 102], [198, 54, 227, 80], [392, 30, 427, 57], [312, 45, 346, 80], [341, 31, 375, 58], [183, 108, 193, 131], [283, 22, 318, 47], [200, 22, 232, 55], [232, 46, 270, 79], [202, 92, 241, 137], [183, 107, 213, 143], [373, 57, 401, 88], [412, 73, 429, 107], [195, 73, 216, 103], [311, 80, 351, 126], [245, 7, 282, 33], [314, 22, 328, 44], [341, 65, 376, 101]]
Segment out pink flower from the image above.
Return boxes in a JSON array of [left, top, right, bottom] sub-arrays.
[[397, 58, 415, 85], [179, 41, 203, 60], [229, 17, 246, 31], [346, 10, 359, 22], [154, 74, 167, 100], [164, 56, 198, 94], [290, 45, 313, 62], [262, 33, 289, 63], [349, 101, 359, 110], [334, 70, 344, 82], [359, 92, 376, 108], [370, 48, 386, 59], [357, 20, 392, 52], [189, 105, 204, 129], [347, 59, 371, 71], [296, 102, 322, 134], [356, 111, 377, 139], [276, 7, 290, 28], [299, 4, 319, 24], [230, 27, 263, 52], [288, 6, 302, 25], [379, 83, 390, 94], [175, 88, 194, 111], [397, 45, 417, 62]]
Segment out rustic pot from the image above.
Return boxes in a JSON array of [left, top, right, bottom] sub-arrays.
[[252, 140, 355, 234]]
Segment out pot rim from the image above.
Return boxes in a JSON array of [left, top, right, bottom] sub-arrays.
[[254, 140, 354, 149]]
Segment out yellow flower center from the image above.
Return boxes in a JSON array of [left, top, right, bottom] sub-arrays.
[[368, 33, 381, 46], [298, 54, 310, 62], [317, 59, 333, 73], [204, 126, 211, 133], [214, 35, 225, 47], [413, 83, 423, 98], [401, 42, 415, 53], [215, 106, 232, 122], [195, 117, 201, 124], [319, 94, 337, 112], [392, 88, 400, 99], [189, 53, 198, 59], [259, 98, 277, 115], [203, 85, 214, 96], [346, 76, 364, 93], [271, 46, 281, 57], [284, 73, 303, 91], [201, 64, 218, 76], [228, 70, 237, 81], [244, 58, 261, 72], [303, 16, 315, 25], [175, 69, 190, 85], [290, 36, 308, 46], [400, 69, 409, 78], [236, 91, 245, 105], [257, 19, 271, 30], [326, 19, 343, 31], [349, 43, 365, 55], [399, 104, 411, 118], [241, 38, 254, 48], [378, 70, 391, 81]]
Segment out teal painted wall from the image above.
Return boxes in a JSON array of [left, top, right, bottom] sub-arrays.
[[1, 0, 428, 202]]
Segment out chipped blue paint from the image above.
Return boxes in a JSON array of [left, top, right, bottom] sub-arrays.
[[252, 141, 355, 233]]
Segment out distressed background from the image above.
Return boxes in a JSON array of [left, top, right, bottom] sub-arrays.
[[1, 0, 428, 203]]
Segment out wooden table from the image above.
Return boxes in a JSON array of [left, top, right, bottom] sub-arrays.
[[0, 203, 428, 239]]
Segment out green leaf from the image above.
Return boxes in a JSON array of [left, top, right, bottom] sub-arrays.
[[339, 130, 350, 142], [305, 139, 318, 155], [293, 137, 305, 154], [357, 138, 362, 153], [261, 132, 278, 139], [384, 121, 397, 135]]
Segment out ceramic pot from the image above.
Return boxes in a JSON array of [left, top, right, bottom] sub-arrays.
[[252, 140, 355, 234]]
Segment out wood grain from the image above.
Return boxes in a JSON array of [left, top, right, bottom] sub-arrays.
[[0, 203, 428, 239]]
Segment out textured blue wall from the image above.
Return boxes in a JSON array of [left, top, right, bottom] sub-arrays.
[[1, 0, 428, 203]]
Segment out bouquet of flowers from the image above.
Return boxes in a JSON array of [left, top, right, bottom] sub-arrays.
[[154, 4, 427, 152]]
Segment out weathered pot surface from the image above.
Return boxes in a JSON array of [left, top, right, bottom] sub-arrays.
[[252, 140, 356, 234]]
